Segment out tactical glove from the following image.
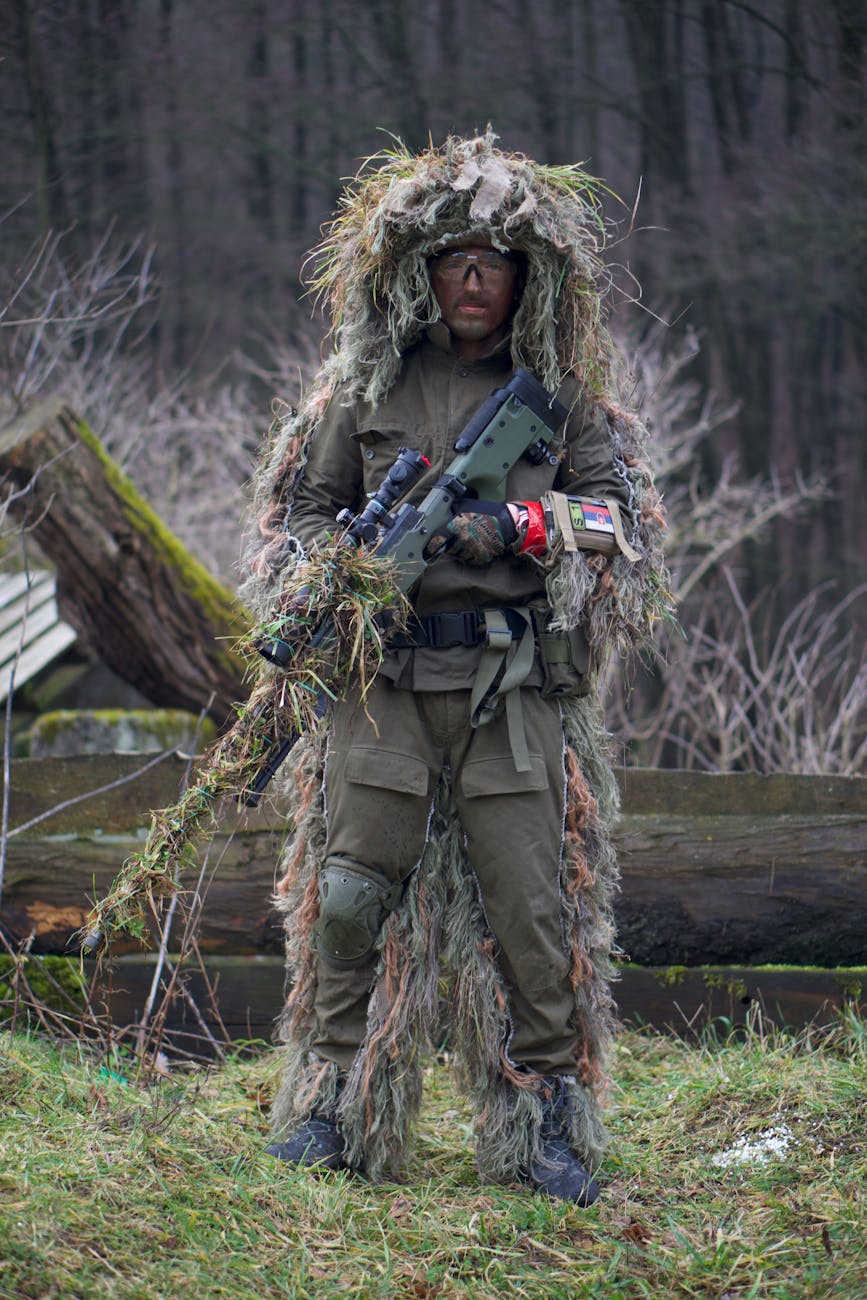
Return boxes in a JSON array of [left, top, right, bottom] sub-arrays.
[[424, 501, 522, 566]]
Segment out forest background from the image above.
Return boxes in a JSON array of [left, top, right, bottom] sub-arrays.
[[1, 0, 864, 772]]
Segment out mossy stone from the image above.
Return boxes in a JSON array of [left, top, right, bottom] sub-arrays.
[[26, 709, 217, 757]]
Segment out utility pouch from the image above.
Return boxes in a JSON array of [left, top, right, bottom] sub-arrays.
[[541, 491, 640, 561], [534, 616, 592, 700]]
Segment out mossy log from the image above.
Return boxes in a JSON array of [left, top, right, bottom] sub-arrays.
[[12, 955, 861, 1042], [0, 398, 250, 722], [2, 757, 865, 967]]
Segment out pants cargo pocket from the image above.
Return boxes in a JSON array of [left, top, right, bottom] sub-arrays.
[[459, 751, 548, 798], [452, 693, 570, 1003], [343, 746, 429, 797], [325, 740, 433, 880]]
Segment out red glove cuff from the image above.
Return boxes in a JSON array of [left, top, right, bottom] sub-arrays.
[[518, 500, 548, 557]]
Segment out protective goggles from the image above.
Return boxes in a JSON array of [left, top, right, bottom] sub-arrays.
[[428, 249, 518, 282]]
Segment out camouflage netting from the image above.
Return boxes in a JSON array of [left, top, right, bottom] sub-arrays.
[[244, 131, 671, 1183]]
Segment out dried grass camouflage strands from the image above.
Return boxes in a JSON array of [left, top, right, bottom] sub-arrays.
[[306, 138, 614, 402], [251, 131, 672, 1183], [82, 546, 408, 950], [268, 696, 619, 1183]]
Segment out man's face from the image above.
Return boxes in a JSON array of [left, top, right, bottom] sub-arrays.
[[428, 244, 522, 359]]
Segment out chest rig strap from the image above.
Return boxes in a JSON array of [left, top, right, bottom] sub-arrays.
[[384, 605, 554, 773], [469, 606, 536, 772]]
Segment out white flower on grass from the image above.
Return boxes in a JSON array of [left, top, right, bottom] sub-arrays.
[[710, 1125, 793, 1168]]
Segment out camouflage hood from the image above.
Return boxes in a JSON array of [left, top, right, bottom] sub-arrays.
[[307, 129, 616, 404]]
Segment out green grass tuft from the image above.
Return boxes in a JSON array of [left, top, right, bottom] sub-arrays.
[[1, 1015, 865, 1298]]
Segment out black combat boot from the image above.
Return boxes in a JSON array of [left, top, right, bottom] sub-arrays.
[[527, 1076, 600, 1206], [265, 1075, 348, 1171]]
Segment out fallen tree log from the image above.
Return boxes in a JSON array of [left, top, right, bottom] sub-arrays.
[[83, 957, 867, 1041], [0, 398, 249, 722], [4, 948, 863, 1041], [614, 767, 867, 966], [2, 757, 865, 966]]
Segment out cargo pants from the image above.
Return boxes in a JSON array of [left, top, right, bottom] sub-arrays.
[[311, 676, 579, 1076]]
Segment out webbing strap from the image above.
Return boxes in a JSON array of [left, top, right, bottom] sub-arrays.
[[469, 607, 536, 772]]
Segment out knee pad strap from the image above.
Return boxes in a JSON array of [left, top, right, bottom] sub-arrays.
[[316, 862, 402, 969]]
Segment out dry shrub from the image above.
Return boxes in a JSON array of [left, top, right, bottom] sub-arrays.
[[0, 228, 320, 582], [609, 570, 866, 773], [599, 319, 866, 774]]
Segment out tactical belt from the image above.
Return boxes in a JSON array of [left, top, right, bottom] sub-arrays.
[[386, 607, 570, 773], [387, 608, 569, 657], [386, 609, 484, 649]]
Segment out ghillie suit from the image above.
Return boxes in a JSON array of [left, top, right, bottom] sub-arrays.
[[241, 132, 669, 1185]]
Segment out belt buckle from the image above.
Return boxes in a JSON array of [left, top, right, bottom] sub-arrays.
[[428, 610, 479, 648]]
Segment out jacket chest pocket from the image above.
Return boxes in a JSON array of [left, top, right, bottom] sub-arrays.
[[353, 421, 563, 502], [353, 424, 433, 497]]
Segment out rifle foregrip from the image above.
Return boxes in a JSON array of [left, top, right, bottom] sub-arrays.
[[243, 736, 296, 807]]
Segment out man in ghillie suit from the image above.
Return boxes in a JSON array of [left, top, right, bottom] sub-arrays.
[[242, 132, 668, 1204]]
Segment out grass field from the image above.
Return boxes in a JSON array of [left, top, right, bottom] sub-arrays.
[[0, 1011, 864, 1299]]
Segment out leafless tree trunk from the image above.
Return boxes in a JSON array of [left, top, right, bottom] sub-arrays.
[[10, 0, 68, 233], [619, 0, 691, 196], [157, 0, 188, 369]]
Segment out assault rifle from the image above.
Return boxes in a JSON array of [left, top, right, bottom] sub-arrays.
[[244, 367, 567, 806]]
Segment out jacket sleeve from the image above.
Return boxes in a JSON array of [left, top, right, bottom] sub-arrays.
[[540, 382, 670, 656], [554, 393, 631, 515], [286, 392, 365, 552]]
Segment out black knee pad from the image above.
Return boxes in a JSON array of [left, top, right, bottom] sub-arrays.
[[315, 861, 402, 969]]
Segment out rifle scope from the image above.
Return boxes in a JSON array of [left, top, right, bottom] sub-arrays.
[[337, 446, 430, 545], [256, 446, 428, 669]]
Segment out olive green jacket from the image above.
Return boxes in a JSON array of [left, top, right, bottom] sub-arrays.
[[288, 325, 629, 690]]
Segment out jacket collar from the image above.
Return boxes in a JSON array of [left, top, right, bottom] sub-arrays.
[[424, 321, 513, 364]]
